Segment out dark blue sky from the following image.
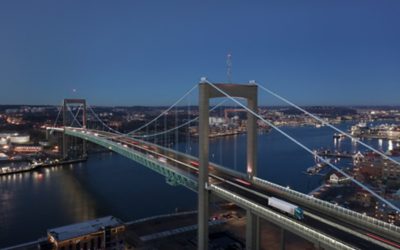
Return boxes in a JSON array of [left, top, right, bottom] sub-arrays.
[[0, 1, 399, 106]]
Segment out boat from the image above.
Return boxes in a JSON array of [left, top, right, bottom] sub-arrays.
[[306, 159, 331, 175], [333, 133, 346, 140]]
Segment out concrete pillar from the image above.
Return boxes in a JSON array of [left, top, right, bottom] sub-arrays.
[[280, 228, 286, 250], [82, 101, 87, 157], [246, 87, 258, 178], [245, 82, 259, 250], [246, 210, 260, 250], [198, 83, 210, 250], [62, 100, 68, 159]]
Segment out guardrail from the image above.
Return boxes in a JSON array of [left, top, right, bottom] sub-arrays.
[[253, 177, 400, 241], [65, 129, 198, 191], [209, 184, 356, 250]]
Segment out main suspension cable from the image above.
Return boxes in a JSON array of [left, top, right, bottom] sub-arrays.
[[87, 105, 123, 134], [130, 100, 226, 139], [52, 104, 63, 128], [205, 79, 400, 212], [126, 84, 198, 135]]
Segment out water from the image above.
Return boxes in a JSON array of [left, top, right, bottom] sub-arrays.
[[0, 122, 396, 247], [0, 154, 196, 247]]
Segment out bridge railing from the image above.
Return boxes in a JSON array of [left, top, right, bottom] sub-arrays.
[[253, 177, 400, 239], [209, 184, 355, 250], [65, 129, 198, 191]]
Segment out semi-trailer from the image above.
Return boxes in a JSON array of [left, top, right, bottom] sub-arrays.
[[268, 197, 304, 220]]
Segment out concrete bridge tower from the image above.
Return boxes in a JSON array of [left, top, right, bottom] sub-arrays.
[[62, 99, 87, 159], [198, 78, 259, 250]]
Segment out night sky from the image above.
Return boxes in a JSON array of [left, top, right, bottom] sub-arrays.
[[0, 1, 399, 106]]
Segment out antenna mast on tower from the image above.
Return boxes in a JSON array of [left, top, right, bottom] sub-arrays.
[[227, 53, 232, 83]]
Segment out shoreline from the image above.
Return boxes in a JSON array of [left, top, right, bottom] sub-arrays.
[[0, 158, 87, 176]]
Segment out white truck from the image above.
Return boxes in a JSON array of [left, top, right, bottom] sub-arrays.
[[268, 197, 304, 220], [158, 157, 167, 163]]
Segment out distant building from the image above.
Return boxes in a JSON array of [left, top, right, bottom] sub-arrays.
[[10, 135, 30, 144], [0, 133, 30, 144], [382, 162, 400, 180], [329, 173, 350, 184], [0, 152, 8, 160], [47, 216, 125, 250], [209, 117, 225, 125], [329, 173, 340, 184], [13, 146, 42, 153], [352, 151, 364, 164]]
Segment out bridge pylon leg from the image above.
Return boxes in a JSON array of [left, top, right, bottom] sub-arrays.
[[82, 101, 87, 158], [280, 228, 286, 250], [246, 92, 258, 178], [246, 210, 260, 250], [198, 82, 210, 250], [62, 100, 68, 159]]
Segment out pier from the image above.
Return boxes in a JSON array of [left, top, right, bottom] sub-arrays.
[[316, 149, 354, 159], [0, 158, 87, 176], [306, 160, 330, 175]]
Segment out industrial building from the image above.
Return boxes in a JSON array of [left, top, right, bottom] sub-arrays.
[[47, 216, 125, 250]]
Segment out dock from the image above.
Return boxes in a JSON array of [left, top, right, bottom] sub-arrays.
[[0, 158, 87, 176], [316, 149, 354, 159], [306, 160, 330, 175]]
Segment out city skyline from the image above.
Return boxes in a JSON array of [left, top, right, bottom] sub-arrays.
[[1, 1, 399, 106]]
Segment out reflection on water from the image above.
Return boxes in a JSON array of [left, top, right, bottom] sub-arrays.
[[334, 131, 392, 155], [388, 140, 393, 151], [0, 153, 196, 248], [0, 166, 99, 246], [379, 139, 383, 150]]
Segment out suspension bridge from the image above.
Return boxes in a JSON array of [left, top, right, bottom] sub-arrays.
[[47, 78, 400, 250]]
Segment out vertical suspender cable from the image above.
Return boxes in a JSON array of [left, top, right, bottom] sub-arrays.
[[127, 85, 197, 135], [187, 92, 191, 154], [164, 113, 167, 147], [175, 105, 179, 151]]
